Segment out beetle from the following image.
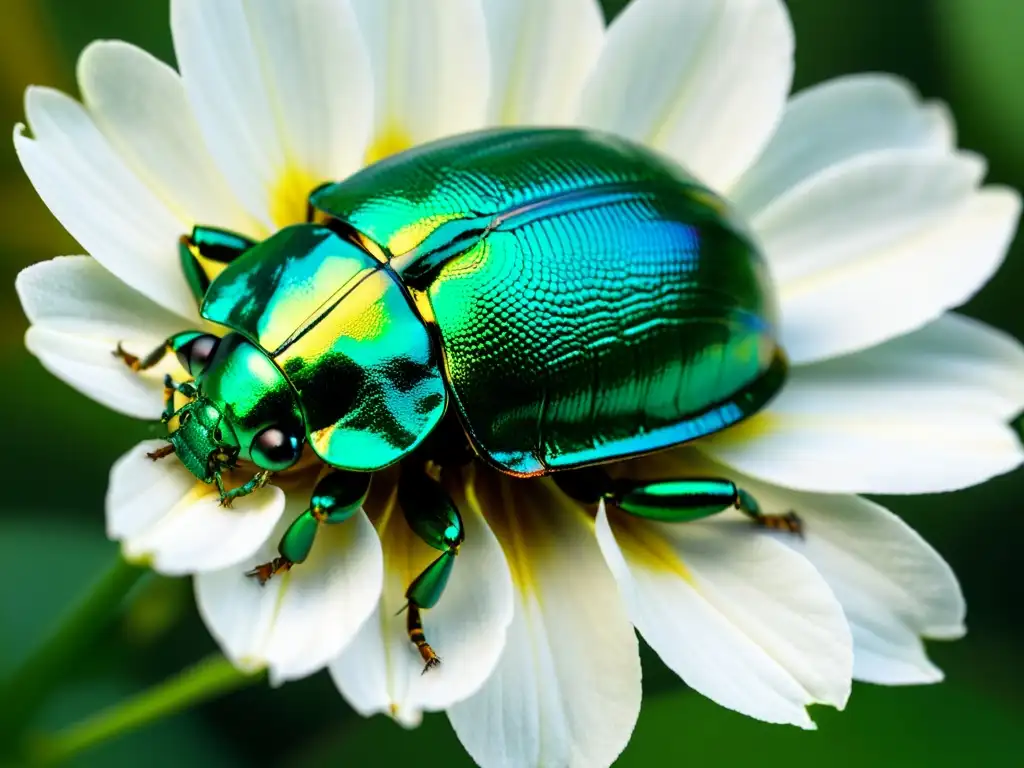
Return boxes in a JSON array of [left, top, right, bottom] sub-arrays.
[[117, 127, 797, 670]]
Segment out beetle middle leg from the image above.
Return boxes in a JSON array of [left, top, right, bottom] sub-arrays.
[[246, 470, 371, 584], [554, 467, 803, 534], [396, 463, 465, 672]]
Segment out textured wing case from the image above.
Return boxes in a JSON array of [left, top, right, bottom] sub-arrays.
[[314, 129, 784, 475]]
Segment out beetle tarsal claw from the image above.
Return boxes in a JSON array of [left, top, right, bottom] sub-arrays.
[[755, 510, 804, 538], [145, 444, 176, 462], [246, 557, 293, 585], [406, 602, 442, 673], [420, 653, 442, 675], [112, 342, 141, 371]]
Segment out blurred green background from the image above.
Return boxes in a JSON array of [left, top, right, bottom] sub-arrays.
[[1, 0, 1023, 765]]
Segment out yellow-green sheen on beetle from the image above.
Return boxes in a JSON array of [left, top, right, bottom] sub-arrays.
[[117, 127, 796, 669]]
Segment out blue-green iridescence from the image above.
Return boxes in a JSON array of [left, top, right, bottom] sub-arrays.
[[614, 478, 739, 523], [312, 127, 784, 475], [279, 510, 319, 564], [397, 471, 464, 552], [180, 226, 256, 300], [201, 225, 447, 471], [311, 471, 371, 524], [196, 332, 304, 463], [169, 399, 232, 482], [406, 551, 457, 609]]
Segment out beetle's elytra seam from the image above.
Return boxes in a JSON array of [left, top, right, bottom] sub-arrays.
[[390, 179, 711, 285]]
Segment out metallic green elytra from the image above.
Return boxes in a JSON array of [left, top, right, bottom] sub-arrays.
[[119, 127, 792, 667], [307, 128, 784, 476]]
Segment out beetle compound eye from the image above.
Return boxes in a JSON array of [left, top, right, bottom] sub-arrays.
[[175, 334, 220, 376], [250, 426, 303, 471]]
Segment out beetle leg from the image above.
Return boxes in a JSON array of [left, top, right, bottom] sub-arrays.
[[162, 374, 198, 422], [179, 226, 256, 302], [113, 340, 171, 372], [555, 468, 803, 534], [246, 470, 371, 584], [734, 488, 804, 537], [396, 466, 464, 672], [407, 601, 441, 673], [305, 182, 333, 223], [218, 470, 270, 508], [146, 444, 176, 462], [114, 330, 207, 374]]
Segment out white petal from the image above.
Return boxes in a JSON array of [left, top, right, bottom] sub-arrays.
[[755, 149, 1020, 363], [596, 503, 851, 729], [650, 452, 966, 685], [330, 472, 513, 723], [106, 440, 286, 574], [482, 0, 604, 126], [18, 257, 186, 419], [732, 74, 954, 218], [17, 256, 186, 338], [15, 88, 197, 319], [448, 476, 641, 768], [26, 327, 167, 420], [240, 0, 374, 216], [577, 0, 793, 192], [353, 0, 490, 161], [196, 493, 383, 683], [838, 313, 1024, 420], [171, 0, 374, 227], [773, 496, 964, 685], [703, 321, 1024, 494], [77, 40, 261, 238]]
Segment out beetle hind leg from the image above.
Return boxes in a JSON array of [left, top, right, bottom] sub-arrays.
[[397, 465, 464, 672], [734, 488, 803, 536], [555, 467, 802, 533]]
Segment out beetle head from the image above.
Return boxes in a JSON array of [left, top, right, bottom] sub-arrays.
[[169, 396, 240, 483]]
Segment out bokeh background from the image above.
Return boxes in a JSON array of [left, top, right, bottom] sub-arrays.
[[1, 0, 1022, 765]]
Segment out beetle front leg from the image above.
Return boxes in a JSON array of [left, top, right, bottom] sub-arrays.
[[113, 340, 166, 372], [114, 330, 207, 373], [217, 470, 270, 508], [396, 466, 464, 672], [246, 470, 371, 584], [554, 467, 803, 534], [162, 374, 198, 422]]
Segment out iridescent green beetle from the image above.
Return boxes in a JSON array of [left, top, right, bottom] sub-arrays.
[[118, 128, 795, 669]]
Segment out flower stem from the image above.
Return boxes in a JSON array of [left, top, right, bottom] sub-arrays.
[[0, 554, 147, 743], [29, 654, 264, 766]]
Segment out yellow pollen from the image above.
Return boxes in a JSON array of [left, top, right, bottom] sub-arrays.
[[270, 165, 322, 230], [611, 509, 695, 584], [364, 125, 414, 166], [708, 411, 780, 446]]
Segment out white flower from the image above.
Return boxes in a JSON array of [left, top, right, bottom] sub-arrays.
[[13, 0, 1024, 765]]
